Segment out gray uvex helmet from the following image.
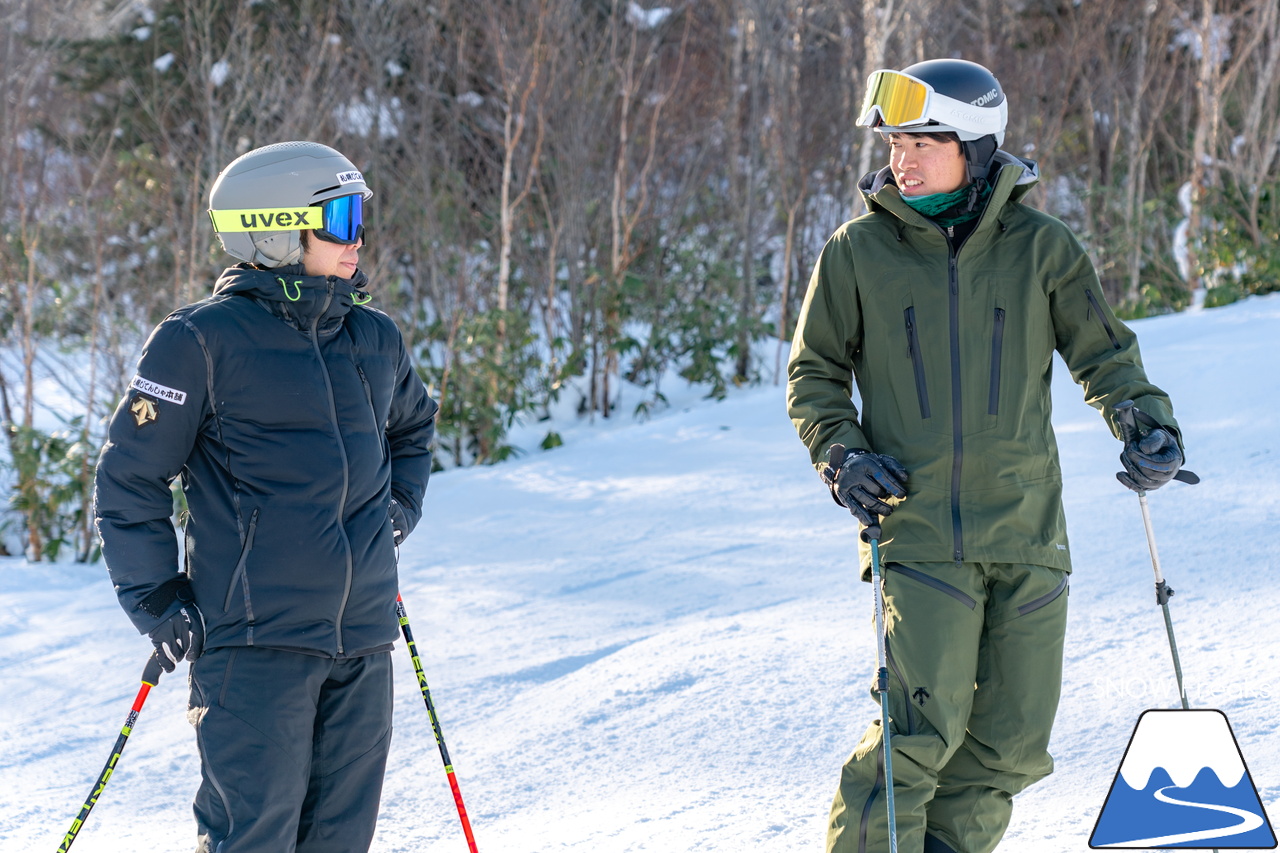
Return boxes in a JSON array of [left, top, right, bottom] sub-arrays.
[[208, 141, 372, 268]]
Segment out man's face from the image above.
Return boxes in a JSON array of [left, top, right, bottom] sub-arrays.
[[302, 233, 362, 280], [888, 134, 968, 196]]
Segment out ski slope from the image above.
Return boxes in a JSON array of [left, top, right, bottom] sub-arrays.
[[2, 293, 1277, 852]]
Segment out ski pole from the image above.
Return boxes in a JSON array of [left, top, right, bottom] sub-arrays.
[[57, 653, 164, 853], [1114, 401, 1200, 710], [396, 592, 479, 853], [827, 444, 898, 853], [1113, 402, 1213, 852]]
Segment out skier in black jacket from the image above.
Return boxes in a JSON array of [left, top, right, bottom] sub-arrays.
[[94, 141, 439, 852]]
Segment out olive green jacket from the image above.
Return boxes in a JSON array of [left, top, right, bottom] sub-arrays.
[[787, 153, 1179, 572]]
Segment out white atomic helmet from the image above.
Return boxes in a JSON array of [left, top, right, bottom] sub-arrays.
[[858, 58, 1007, 144]]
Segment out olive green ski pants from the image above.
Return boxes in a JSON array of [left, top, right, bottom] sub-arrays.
[[827, 561, 1069, 853]]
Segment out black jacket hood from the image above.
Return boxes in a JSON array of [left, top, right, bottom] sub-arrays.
[[213, 263, 373, 336]]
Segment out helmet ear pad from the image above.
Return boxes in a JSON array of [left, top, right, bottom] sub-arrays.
[[961, 134, 999, 184], [217, 229, 303, 268], [248, 231, 303, 268]]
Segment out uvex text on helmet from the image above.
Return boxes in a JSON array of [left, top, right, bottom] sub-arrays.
[[208, 141, 372, 268]]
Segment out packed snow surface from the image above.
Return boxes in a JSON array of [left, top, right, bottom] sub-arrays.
[[2, 294, 1277, 852]]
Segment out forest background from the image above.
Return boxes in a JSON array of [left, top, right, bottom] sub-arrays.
[[1, 0, 1278, 563]]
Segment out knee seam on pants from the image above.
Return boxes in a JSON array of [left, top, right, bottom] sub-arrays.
[[314, 723, 392, 779], [195, 719, 236, 846]]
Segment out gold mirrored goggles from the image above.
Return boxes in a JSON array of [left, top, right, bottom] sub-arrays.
[[858, 70, 932, 128]]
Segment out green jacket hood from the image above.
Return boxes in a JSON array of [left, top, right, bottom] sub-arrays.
[[857, 150, 1040, 222]]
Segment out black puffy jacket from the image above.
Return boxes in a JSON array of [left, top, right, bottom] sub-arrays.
[[94, 264, 438, 657]]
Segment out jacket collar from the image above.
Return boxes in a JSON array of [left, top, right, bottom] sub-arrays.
[[212, 264, 372, 335], [858, 150, 1040, 235]]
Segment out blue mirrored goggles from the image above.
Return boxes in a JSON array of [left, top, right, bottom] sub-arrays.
[[312, 194, 366, 245]]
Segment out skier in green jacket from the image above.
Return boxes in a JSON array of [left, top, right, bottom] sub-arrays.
[[787, 58, 1185, 853]]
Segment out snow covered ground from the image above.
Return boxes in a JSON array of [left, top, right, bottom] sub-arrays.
[[2, 293, 1277, 852]]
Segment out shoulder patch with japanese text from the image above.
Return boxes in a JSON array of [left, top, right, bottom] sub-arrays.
[[130, 375, 187, 406]]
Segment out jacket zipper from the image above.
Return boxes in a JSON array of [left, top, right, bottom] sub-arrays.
[[904, 307, 931, 419], [948, 251, 964, 564], [988, 307, 1005, 416], [310, 279, 355, 655], [1084, 289, 1122, 350]]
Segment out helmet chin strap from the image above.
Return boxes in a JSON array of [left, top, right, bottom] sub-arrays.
[[961, 135, 999, 211]]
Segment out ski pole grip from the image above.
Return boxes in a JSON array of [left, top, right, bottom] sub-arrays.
[[1113, 400, 1138, 443], [826, 443, 847, 479], [142, 652, 163, 686], [1114, 400, 1200, 486], [828, 443, 883, 541]]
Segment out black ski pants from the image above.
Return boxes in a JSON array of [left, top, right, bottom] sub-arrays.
[[188, 646, 394, 853]]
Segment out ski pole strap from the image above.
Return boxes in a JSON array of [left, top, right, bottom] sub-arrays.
[[135, 574, 195, 619]]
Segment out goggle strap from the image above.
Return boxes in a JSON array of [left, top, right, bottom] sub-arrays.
[[209, 207, 323, 233], [859, 88, 1005, 137], [208, 196, 366, 244]]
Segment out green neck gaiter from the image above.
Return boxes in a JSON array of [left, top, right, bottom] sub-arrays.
[[900, 181, 993, 227]]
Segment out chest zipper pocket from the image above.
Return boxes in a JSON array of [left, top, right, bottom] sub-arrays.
[[356, 365, 375, 419], [904, 307, 932, 420], [988, 307, 1005, 416], [224, 508, 259, 625], [356, 364, 389, 463], [1084, 289, 1122, 350]]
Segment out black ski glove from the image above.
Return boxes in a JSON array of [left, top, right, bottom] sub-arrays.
[[825, 449, 909, 527], [1117, 427, 1183, 493], [389, 498, 408, 545], [148, 603, 205, 673]]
